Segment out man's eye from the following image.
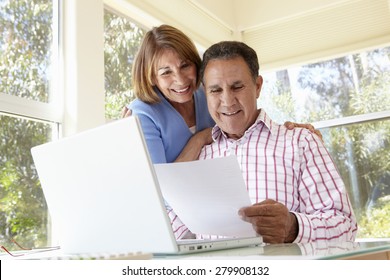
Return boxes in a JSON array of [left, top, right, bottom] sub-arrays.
[[233, 85, 244, 90], [209, 89, 222, 94]]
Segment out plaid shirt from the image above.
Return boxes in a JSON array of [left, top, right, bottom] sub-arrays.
[[170, 109, 357, 242]]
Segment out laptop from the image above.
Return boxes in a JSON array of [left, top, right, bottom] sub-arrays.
[[31, 116, 262, 255]]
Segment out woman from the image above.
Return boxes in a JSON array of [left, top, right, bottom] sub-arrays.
[[127, 24, 319, 164], [127, 24, 214, 164]]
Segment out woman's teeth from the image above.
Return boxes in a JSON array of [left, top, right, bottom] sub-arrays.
[[173, 86, 189, 93]]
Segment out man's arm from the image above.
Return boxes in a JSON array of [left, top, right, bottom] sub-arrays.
[[239, 131, 357, 244], [292, 131, 357, 243], [166, 204, 192, 240]]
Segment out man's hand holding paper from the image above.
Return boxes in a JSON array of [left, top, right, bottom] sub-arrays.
[[154, 155, 257, 238]]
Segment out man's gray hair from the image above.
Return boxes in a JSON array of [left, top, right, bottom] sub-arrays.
[[200, 41, 259, 83]]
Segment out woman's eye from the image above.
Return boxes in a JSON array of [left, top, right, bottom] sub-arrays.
[[160, 70, 171, 76]]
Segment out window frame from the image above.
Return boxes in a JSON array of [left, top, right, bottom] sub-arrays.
[[312, 110, 390, 129], [0, 0, 60, 125]]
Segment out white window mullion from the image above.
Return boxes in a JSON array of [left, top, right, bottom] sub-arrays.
[[61, 0, 105, 137], [312, 110, 390, 129], [0, 93, 62, 123]]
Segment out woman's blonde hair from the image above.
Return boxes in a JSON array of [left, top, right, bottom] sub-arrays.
[[132, 24, 201, 103]]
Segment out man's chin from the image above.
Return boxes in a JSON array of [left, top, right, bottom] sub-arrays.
[[220, 127, 243, 140]]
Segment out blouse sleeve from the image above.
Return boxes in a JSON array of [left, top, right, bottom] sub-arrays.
[[135, 113, 167, 164]]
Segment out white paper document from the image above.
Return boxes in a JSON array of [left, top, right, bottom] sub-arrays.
[[154, 155, 257, 238]]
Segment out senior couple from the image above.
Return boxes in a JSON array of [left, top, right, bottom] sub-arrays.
[[126, 25, 357, 244]]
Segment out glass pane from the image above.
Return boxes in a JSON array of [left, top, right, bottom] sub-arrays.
[[104, 9, 145, 120], [320, 119, 390, 238], [0, 0, 53, 102], [0, 114, 57, 249], [259, 46, 390, 123]]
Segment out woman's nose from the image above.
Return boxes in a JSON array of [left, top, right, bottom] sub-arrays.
[[173, 71, 186, 84]]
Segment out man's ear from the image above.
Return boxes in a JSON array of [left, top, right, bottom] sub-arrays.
[[256, 75, 263, 98]]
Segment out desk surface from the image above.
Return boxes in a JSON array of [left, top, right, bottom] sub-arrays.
[[1, 240, 390, 260], [161, 240, 390, 260], [262, 240, 390, 260]]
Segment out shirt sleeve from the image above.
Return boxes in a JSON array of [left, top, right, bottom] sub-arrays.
[[165, 203, 192, 240], [292, 131, 358, 243]]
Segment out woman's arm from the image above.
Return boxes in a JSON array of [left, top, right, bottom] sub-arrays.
[[284, 121, 323, 141], [175, 127, 212, 162], [174, 121, 322, 163], [122, 107, 323, 159]]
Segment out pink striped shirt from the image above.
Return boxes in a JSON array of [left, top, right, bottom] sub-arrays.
[[169, 109, 357, 242]]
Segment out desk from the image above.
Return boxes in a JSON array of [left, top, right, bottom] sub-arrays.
[[2, 241, 388, 280], [1, 241, 390, 260], [158, 240, 390, 260], [262, 240, 390, 260]]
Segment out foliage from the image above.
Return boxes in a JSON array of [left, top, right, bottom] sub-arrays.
[[0, 0, 52, 248], [258, 79, 297, 122], [0, 115, 52, 248], [0, 0, 52, 102], [357, 196, 390, 238], [297, 56, 354, 120], [104, 10, 145, 120]]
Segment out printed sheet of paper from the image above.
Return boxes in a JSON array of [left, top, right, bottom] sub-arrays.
[[154, 155, 257, 237]]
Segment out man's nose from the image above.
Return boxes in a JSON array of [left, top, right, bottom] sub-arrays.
[[220, 90, 235, 106]]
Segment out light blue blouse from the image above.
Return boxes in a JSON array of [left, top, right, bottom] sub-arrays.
[[128, 87, 215, 163]]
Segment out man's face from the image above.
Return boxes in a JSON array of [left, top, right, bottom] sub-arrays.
[[203, 57, 263, 139]]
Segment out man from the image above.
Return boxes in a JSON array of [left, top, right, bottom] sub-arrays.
[[194, 41, 357, 244]]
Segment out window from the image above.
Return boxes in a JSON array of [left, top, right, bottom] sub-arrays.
[[0, 0, 58, 249], [259, 46, 390, 238], [104, 8, 145, 121], [1, 1, 145, 249], [0, 0, 54, 103]]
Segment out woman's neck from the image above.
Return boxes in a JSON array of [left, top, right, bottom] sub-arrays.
[[169, 99, 196, 128]]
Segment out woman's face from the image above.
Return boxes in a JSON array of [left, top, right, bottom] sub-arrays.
[[154, 49, 197, 104]]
